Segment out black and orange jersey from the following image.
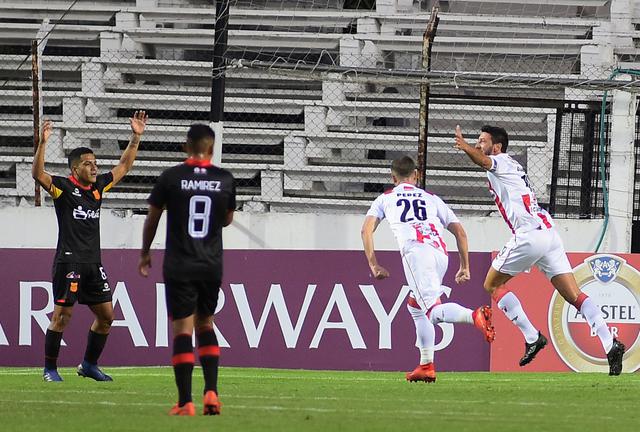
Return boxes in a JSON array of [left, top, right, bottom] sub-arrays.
[[148, 159, 236, 279], [48, 173, 114, 264]]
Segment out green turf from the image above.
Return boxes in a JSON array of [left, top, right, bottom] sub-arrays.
[[0, 367, 638, 432]]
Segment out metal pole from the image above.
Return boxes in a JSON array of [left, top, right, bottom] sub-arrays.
[[548, 106, 564, 216], [31, 20, 51, 207], [210, 0, 230, 166], [417, 6, 439, 189], [31, 40, 42, 207]]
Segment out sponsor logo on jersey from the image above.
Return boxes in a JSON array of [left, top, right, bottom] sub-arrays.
[[102, 283, 110, 292], [194, 167, 207, 175], [72, 206, 101, 220], [72, 188, 82, 197], [548, 254, 640, 372], [181, 179, 221, 192], [65, 271, 80, 279]]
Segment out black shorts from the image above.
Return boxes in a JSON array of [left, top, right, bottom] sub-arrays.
[[52, 262, 112, 307], [164, 275, 221, 320]]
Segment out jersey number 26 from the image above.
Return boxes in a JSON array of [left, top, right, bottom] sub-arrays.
[[397, 199, 427, 222]]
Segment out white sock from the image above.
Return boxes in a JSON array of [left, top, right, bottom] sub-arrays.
[[430, 303, 473, 325], [420, 348, 434, 365], [579, 297, 613, 353], [497, 292, 539, 344], [407, 305, 435, 364]]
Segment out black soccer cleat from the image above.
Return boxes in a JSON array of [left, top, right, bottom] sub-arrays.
[[519, 332, 547, 367], [77, 361, 113, 381], [607, 339, 625, 376]]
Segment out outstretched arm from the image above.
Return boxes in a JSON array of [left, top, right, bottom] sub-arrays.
[[138, 204, 163, 277], [31, 120, 54, 192], [447, 222, 471, 284], [454, 125, 493, 170], [361, 215, 390, 279], [111, 111, 148, 186]]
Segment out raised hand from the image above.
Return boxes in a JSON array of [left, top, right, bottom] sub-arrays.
[[41, 120, 53, 143], [130, 110, 148, 135], [454, 125, 469, 150]]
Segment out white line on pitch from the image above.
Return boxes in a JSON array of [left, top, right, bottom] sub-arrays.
[[0, 398, 611, 421]]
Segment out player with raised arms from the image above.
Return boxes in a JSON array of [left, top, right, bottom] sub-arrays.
[[32, 112, 148, 382], [454, 124, 625, 374], [362, 156, 495, 383]]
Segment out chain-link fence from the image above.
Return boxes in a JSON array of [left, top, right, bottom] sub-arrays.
[[0, 0, 636, 217], [550, 102, 610, 219]]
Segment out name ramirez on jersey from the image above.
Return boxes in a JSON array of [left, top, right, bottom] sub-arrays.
[[181, 179, 221, 191], [366, 183, 459, 255]]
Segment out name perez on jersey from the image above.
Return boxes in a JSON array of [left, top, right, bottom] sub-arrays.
[[181, 179, 221, 191]]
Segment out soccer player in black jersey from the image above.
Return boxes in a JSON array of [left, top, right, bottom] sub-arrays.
[[138, 124, 235, 416], [32, 112, 148, 382]]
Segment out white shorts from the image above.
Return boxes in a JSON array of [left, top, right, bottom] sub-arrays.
[[401, 241, 448, 312], [492, 228, 573, 279]]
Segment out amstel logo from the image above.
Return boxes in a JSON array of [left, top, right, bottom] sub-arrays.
[[549, 254, 640, 372]]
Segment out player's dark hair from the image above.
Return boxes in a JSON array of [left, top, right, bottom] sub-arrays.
[[186, 123, 215, 153], [391, 156, 416, 178], [481, 125, 509, 153], [68, 147, 94, 169]]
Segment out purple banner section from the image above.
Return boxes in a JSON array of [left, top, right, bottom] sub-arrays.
[[0, 249, 491, 371]]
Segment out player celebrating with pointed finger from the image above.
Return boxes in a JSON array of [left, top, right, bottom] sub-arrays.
[[454, 124, 624, 374]]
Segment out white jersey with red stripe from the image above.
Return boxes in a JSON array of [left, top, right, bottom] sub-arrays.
[[366, 183, 459, 255], [487, 153, 553, 234]]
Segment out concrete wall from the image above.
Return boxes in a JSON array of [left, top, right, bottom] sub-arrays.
[[0, 205, 609, 252]]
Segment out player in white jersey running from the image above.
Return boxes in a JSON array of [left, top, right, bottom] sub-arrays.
[[361, 156, 495, 383], [454, 125, 625, 375]]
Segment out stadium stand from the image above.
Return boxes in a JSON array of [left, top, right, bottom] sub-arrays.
[[0, 0, 632, 214]]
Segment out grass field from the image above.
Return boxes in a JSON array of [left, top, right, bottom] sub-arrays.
[[0, 367, 638, 432]]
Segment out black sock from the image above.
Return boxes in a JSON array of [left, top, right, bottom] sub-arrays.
[[197, 326, 220, 394], [172, 334, 194, 406], [84, 330, 109, 365], [44, 329, 63, 370]]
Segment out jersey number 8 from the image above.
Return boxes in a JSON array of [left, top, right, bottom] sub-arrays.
[[188, 195, 212, 238]]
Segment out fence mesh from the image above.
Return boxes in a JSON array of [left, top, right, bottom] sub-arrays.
[[0, 0, 635, 217], [634, 111, 640, 222], [550, 102, 610, 219]]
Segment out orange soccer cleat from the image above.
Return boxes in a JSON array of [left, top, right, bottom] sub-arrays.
[[473, 305, 496, 343], [203, 390, 222, 416], [406, 363, 436, 383], [169, 401, 196, 416]]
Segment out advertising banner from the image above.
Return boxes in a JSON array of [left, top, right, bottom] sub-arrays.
[[490, 253, 640, 373], [0, 249, 492, 372]]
